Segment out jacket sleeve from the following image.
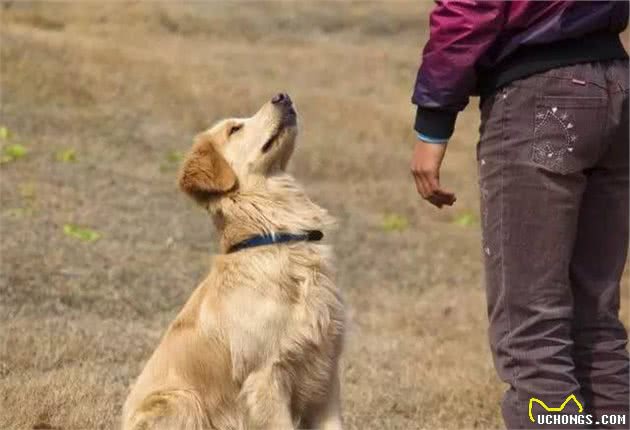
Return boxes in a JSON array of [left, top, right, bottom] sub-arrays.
[[412, 0, 506, 141]]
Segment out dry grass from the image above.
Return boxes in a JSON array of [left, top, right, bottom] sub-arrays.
[[0, 2, 626, 430]]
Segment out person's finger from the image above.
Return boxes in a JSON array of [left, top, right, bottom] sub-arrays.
[[427, 174, 454, 198], [424, 172, 457, 207], [411, 171, 426, 198], [411, 166, 430, 198], [420, 170, 440, 203], [423, 169, 439, 194], [425, 171, 441, 192], [419, 170, 444, 208]]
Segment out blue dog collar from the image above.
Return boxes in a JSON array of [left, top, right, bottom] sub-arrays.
[[227, 230, 323, 254]]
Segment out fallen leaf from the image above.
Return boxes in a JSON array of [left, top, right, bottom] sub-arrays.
[[160, 150, 184, 172], [382, 213, 408, 232], [0, 126, 9, 140], [3, 207, 34, 218], [63, 224, 101, 242], [453, 212, 476, 227], [166, 150, 183, 163], [56, 149, 77, 163], [19, 183, 36, 199], [1, 143, 27, 163]]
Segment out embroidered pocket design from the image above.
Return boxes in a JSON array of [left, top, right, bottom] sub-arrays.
[[532, 106, 578, 173]]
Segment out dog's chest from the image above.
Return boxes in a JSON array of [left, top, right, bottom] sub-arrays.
[[217, 250, 342, 381]]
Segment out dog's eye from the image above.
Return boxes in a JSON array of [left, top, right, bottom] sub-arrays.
[[228, 124, 243, 137]]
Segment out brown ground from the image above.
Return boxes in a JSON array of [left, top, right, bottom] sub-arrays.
[[0, 2, 627, 430]]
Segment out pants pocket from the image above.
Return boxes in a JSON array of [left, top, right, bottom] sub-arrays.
[[532, 96, 606, 174]]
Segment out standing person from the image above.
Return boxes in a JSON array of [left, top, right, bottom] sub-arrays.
[[410, 2, 629, 429]]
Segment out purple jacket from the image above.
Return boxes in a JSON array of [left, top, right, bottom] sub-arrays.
[[412, 0, 628, 141]]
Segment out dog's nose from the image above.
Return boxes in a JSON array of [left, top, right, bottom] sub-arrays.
[[271, 93, 291, 105]]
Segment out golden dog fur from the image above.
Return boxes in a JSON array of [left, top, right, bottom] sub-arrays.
[[122, 96, 345, 430]]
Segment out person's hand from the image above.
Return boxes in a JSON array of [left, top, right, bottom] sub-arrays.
[[410, 138, 456, 208]]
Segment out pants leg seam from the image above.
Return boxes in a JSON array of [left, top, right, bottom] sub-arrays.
[[500, 87, 525, 429]]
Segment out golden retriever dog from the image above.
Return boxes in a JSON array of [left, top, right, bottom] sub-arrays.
[[122, 94, 345, 430]]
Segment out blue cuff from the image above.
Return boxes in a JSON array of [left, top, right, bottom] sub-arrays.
[[416, 132, 448, 144]]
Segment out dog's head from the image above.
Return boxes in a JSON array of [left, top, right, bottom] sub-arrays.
[[178, 93, 298, 203]]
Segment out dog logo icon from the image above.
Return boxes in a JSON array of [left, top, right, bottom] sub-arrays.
[[528, 394, 584, 423]]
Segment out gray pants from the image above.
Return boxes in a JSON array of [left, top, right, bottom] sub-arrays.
[[478, 60, 629, 429]]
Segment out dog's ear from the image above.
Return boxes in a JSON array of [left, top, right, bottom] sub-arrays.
[[178, 134, 237, 202]]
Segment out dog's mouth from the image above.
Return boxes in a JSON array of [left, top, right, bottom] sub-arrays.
[[261, 128, 281, 153], [261, 109, 297, 154]]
